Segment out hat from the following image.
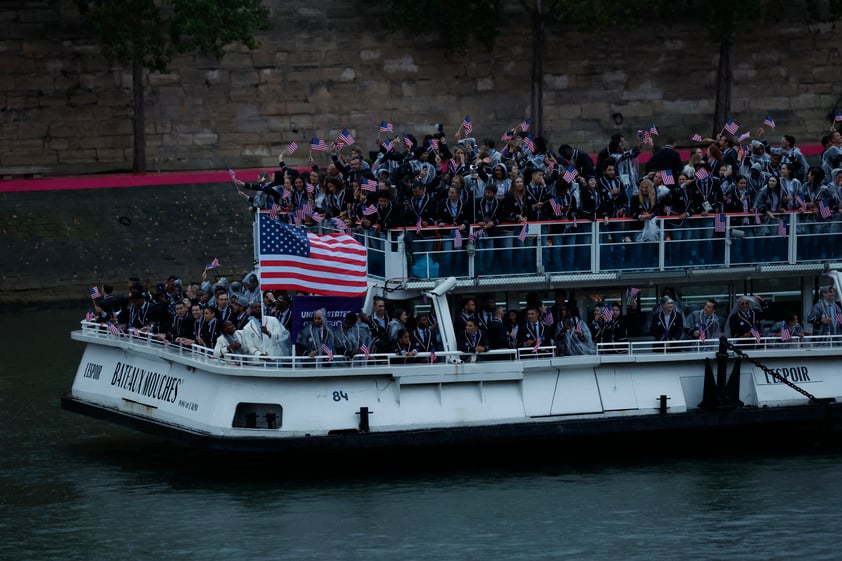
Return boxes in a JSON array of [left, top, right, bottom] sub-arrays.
[[660, 296, 674, 305]]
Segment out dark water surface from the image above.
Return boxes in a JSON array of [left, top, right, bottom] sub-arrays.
[[1, 308, 840, 561]]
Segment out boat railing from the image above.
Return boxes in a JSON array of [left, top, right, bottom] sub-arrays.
[[343, 210, 842, 281], [79, 322, 842, 373]]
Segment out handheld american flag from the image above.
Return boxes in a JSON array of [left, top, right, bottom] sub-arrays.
[[462, 115, 473, 134], [602, 306, 613, 322], [382, 138, 393, 152], [649, 122, 659, 136], [754, 207, 761, 224], [714, 213, 727, 233], [544, 311, 554, 327], [764, 115, 776, 129], [501, 130, 514, 141], [691, 133, 703, 142], [562, 165, 578, 183], [778, 218, 787, 237], [85, 310, 96, 322], [362, 204, 378, 216], [362, 178, 378, 192], [310, 138, 328, 152], [523, 135, 535, 153], [379, 120, 393, 133], [402, 133, 413, 150], [286, 141, 298, 154], [226, 167, 237, 183], [320, 343, 334, 361], [819, 199, 832, 219], [205, 258, 220, 270], [549, 197, 561, 216], [795, 195, 807, 210], [89, 286, 101, 299], [699, 327, 706, 343], [750, 326, 762, 343], [780, 324, 791, 342], [452, 229, 462, 248], [695, 167, 709, 180], [520, 119, 531, 132], [258, 214, 367, 297], [661, 169, 675, 186], [737, 132, 751, 143], [518, 223, 528, 242], [724, 119, 740, 135], [338, 129, 355, 145], [532, 336, 543, 353], [836, 112, 842, 123]]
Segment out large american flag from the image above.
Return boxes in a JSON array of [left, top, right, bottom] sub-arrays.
[[258, 214, 367, 297]]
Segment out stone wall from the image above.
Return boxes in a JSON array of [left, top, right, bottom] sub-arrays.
[[1, 1, 841, 176], [0, 184, 255, 304]]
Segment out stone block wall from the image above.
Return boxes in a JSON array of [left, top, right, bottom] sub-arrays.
[[0, 185, 255, 304], [1, 1, 841, 176]]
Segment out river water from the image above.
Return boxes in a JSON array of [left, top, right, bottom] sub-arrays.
[[1, 307, 840, 561]]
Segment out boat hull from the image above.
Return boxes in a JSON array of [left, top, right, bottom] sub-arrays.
[[63, 330, 842, 454]]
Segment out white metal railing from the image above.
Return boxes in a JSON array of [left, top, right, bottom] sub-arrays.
[[79, 321, 842, 374], [357, 211, 842, 280]]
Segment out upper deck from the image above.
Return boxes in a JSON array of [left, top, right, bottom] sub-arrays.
[[346, 212, 842, 293]]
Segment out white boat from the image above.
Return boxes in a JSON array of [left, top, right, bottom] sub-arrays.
[[63, 213, 842, 452]]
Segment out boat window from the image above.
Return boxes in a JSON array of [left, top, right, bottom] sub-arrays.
[[747, 277, 803, 318], [233, 403, 282, 429]]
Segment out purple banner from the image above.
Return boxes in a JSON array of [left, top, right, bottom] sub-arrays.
[[290, 296, 364, 341]]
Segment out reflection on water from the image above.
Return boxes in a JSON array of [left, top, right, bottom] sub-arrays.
[[1, 308, 840, 561]]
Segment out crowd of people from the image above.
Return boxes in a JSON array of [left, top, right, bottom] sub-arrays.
[[232, 121, 842, 272], [85, 277, 842, 365]]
